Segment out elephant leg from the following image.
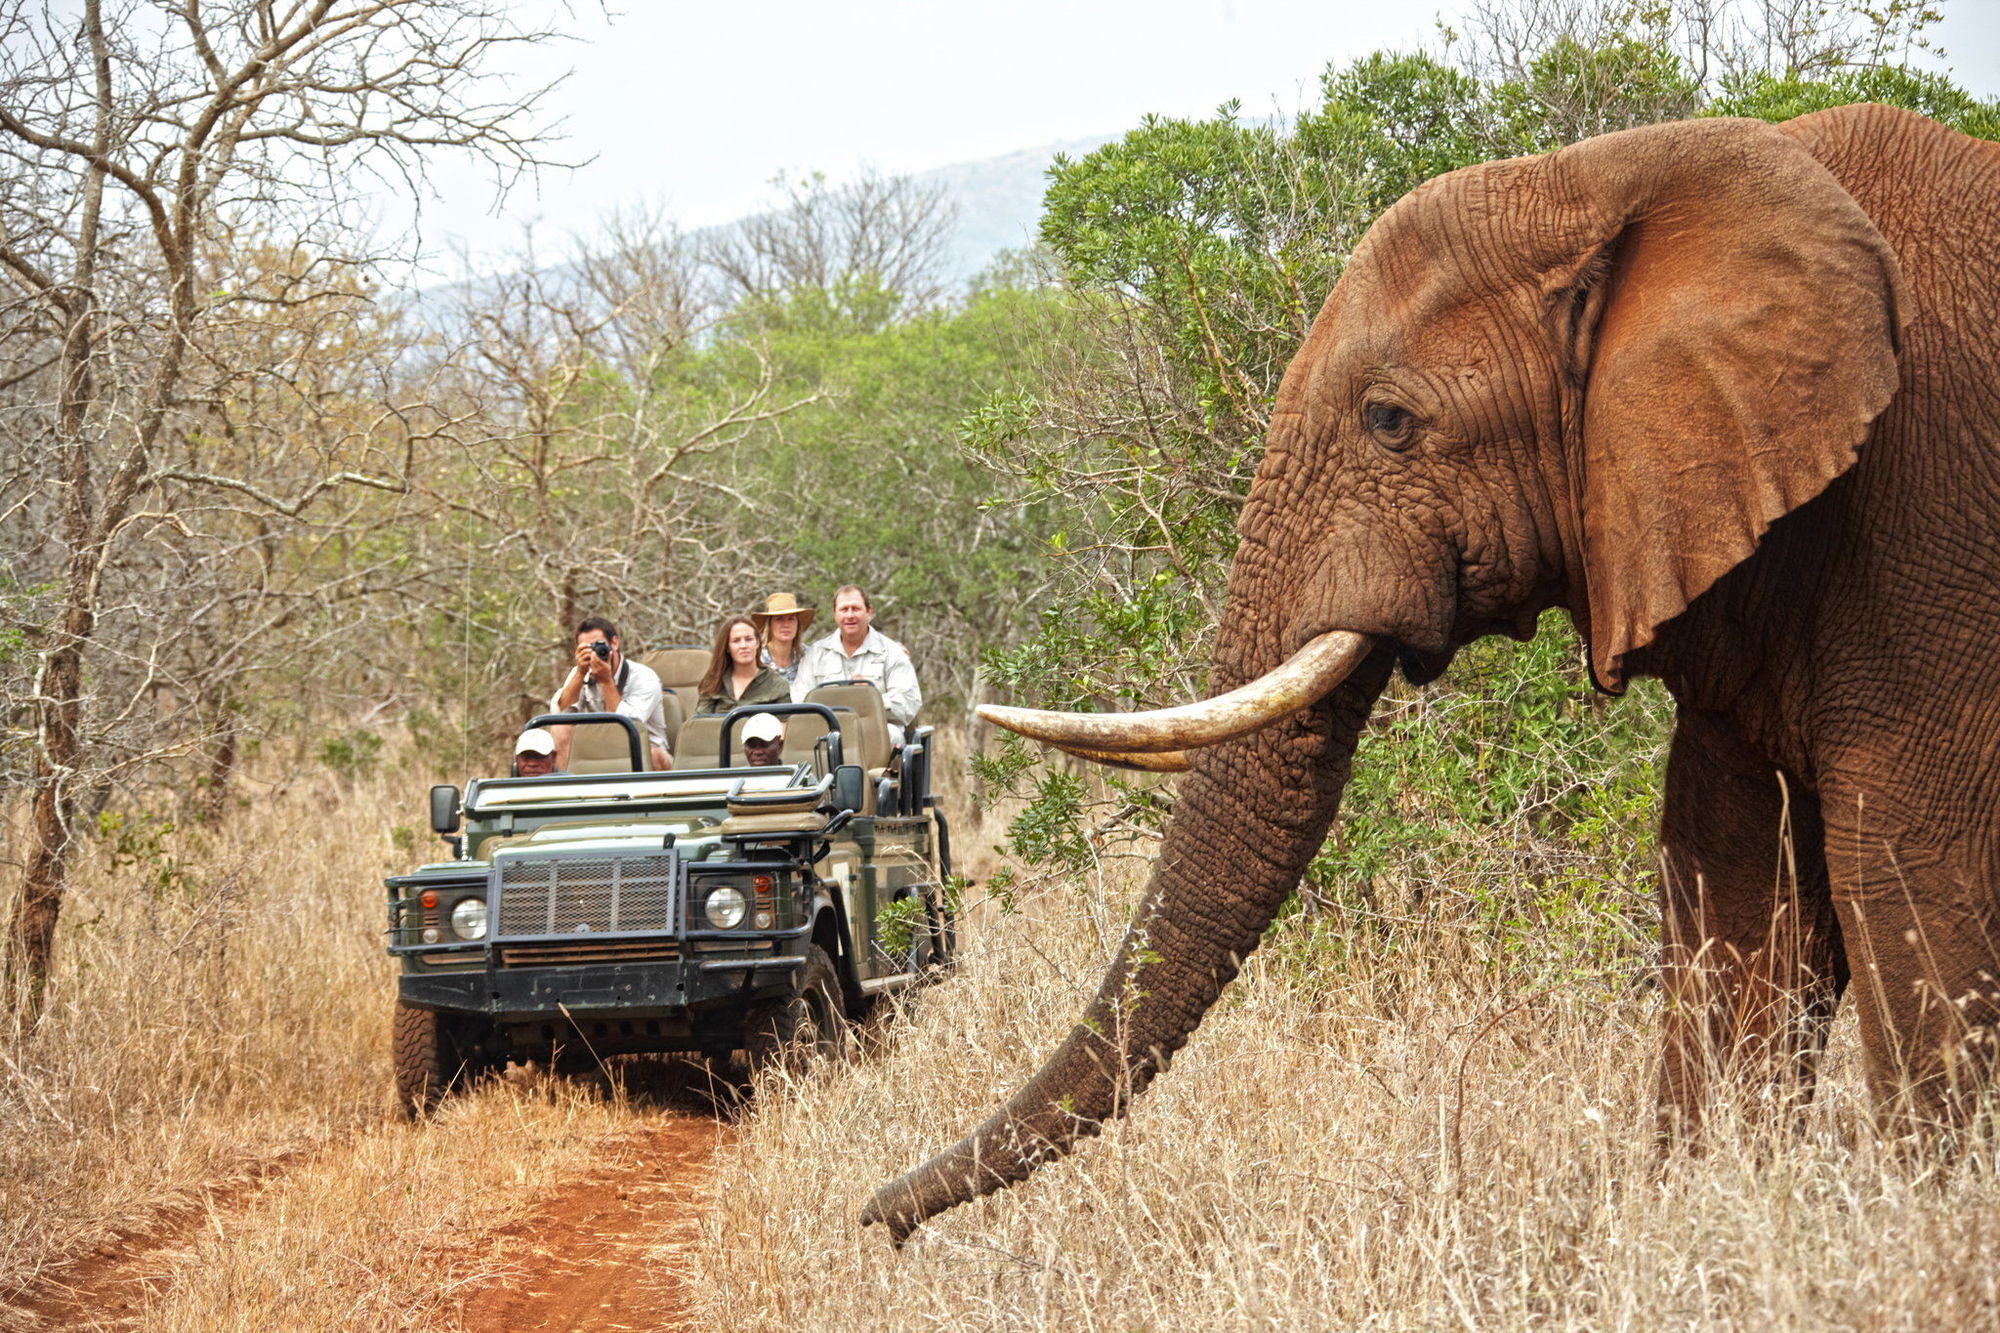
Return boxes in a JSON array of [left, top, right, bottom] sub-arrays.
[[1817, 776, 2000, 1133], [1656, 709, 1845, 1138]]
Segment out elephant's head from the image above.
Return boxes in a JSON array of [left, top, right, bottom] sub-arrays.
[[863, 108, 1905, 1241]]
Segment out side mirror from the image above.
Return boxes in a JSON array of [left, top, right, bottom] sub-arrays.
[[429, 784, 462, 835], [833, 764, 864, 813]]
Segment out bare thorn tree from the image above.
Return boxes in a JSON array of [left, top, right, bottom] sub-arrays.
[[702, 170, 958, 315], [0, 0, 576, 1025], [404, 214, 819, 725]]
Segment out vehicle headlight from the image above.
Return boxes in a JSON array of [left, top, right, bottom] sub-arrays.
[[450, 896, 488, 940], [703, 885, 747, 930]]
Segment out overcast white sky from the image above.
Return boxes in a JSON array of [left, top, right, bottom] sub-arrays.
[[394, 0, 2000, 281]]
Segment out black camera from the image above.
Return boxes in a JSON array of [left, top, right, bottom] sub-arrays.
[[587, 640, 610, 660]]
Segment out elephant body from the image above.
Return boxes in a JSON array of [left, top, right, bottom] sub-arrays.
[[866, 104, 2000, 1240], [1632, 108, 2000, 1124]]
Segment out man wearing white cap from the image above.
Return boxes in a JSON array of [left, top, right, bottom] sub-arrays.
[[513, 728, 562, 778], [740, 713, 787, 767]]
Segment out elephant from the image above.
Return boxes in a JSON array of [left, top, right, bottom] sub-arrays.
[[861, 103, 2000, 1242]]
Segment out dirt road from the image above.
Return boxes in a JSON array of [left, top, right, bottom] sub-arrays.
[[2, 1065, 733, 1333], [455, 1115, 727, 1333], [3, 1151, 312, 1332]]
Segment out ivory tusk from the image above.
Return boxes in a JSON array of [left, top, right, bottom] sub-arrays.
[[1054, 745, 1193, 773], [978, 630, 1373, 754]]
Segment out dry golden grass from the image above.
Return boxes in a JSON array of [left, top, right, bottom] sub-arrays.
[[0, 746, 701, 1330], [693, 852, 2000, 1331], [10, 729, 2000, 1331], [130, 1077, 670, 1331], [0, 762, 405, 1297]]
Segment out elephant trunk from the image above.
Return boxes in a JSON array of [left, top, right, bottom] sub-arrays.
[[860, 643, 1395, 1242]]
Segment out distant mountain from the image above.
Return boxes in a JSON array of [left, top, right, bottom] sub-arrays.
[[908, 134, 1115, 287]]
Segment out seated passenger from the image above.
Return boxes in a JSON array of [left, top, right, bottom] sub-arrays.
[[696, 615, 791, 715], [513, 728, 564, 778], [740, 712, 787, 767], [753, 592, 814, 684], [792, 584, 921, 745], [549, 616, 672, 771]]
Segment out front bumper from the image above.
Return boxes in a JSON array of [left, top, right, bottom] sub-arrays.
[[398, 952, 804, 1020]]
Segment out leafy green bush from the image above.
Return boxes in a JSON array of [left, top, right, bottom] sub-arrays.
[[318, 729, 384, 780], [95, 810, 198, 900]]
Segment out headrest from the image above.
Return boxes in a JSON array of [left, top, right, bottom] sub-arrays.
[[639, 646, 711, 690]]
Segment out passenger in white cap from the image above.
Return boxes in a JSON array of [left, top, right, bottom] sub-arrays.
[[513, 727, 563, 778], [740, 712, 786, 767]]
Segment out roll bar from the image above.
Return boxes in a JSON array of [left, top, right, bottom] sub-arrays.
[[520, 711, 644, 772]]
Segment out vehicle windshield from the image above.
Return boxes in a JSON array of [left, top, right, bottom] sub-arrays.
[[471, 767, 802, 809]]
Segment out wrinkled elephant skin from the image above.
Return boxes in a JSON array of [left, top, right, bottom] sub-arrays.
[[863, 105, 2000, 1241]]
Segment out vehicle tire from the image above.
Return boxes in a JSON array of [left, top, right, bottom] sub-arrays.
[[393, 1000, 491, 1118], [744, 945, 850, 1074]]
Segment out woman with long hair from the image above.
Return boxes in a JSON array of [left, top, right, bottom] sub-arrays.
[[752, 592, 814, 683], [696, 614, 790, 715]]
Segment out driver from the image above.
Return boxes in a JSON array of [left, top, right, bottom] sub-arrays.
[[513, 728, 563, 778], [741, 712, 787, 767]]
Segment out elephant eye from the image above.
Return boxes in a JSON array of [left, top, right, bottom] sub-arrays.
[[1363, 401, 1418, 451]]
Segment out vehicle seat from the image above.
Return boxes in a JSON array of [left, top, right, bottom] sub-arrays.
[[774, 710, 832, 768], [717, 809, 828, 836], [567, 718, 645, 774], [708, 708, 850, 769], [639, 647, 710, 692], [805, 682, 895, 812], [805, 681, 893, 773], [675, 715, 724, 769], [658, 687, 689, 752]]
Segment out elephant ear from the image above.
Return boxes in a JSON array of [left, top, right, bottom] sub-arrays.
[[1555, 117, 1905, 690]]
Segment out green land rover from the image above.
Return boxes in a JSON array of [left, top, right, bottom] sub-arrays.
[[385, 693, 954, 1115]]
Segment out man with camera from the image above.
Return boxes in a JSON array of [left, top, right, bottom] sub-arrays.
[[549, 617, 672, 770]]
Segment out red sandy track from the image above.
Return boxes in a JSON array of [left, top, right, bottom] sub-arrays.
[[455, 1115, 729, 1333], [1, 1150, 310, 1332], [0, 1108, 726, 1333]]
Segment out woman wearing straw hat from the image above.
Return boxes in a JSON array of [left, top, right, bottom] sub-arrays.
[[752, 592, 815, 684]]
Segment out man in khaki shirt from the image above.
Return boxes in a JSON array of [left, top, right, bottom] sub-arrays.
[[791, 585, 921, 744]]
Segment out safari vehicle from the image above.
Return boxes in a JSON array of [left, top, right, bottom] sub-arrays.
[[385, 694, 955, 1116]]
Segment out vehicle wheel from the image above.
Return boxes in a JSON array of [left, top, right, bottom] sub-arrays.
[[744, 945, 850, 1073], [393, 1000, 492, 1118]]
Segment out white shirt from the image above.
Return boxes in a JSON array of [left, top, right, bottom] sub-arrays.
[[791, 627, 922, 727], [550, 657, 670, 756]]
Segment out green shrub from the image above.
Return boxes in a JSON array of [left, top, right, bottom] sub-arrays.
[[318, 728, 384, 779]]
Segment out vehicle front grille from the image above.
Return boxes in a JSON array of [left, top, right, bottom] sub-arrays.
[[497, 939, 681, 967], [495, 853, 679, 940]]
